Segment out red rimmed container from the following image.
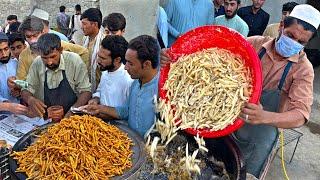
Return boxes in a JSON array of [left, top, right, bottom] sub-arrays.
[[159, 25, 262, 138]]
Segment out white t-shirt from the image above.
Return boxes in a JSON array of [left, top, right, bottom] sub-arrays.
[[93, 64, 133, 107]]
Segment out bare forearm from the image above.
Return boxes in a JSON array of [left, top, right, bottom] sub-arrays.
[[21, 90, 34, 104], [264, 110, 305, 128], [73, 91, 92, 108], [98, 105, 120, 120]]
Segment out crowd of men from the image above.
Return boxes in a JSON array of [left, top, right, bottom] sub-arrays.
[[0, 1, 320, 179]]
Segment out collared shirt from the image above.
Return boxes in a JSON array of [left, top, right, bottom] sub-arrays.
[[24, 51, 91, 101], [157, 6, 169, 48], [165, 0, 215, 46], [49, 29, 69, 42], [115, 73, 159, 136], [214, 5, 225, 17], [93, 64, 133, 107], [17, 39, 89, 80], [238, 6, 270, 36], [0, 58, 18, 103], [215, 15, 249, 37], [248, 36, 313, 120], [263, 23, 280, 38]]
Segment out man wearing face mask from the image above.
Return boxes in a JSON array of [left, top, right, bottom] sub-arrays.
[[20, 34, 91, 118], [15, 16, 89, 81], [160, 4, 320, 178], [88, 35, 133, 107], [234, 4, 320, 178]]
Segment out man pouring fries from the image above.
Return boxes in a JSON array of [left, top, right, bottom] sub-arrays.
[[160, 4, 320, 178]]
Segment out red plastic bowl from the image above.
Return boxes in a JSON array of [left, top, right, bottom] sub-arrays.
[[159, 25, 262, 138]]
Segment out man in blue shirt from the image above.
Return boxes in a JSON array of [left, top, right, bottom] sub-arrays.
[[165, 0, 215, 46], [0, 32, 28, 114], [80, 35, 160, 137], [237, 0, 269, 36], [0, 32, 19, 103]]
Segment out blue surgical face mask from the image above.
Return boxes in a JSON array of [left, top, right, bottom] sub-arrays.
[[275, 31, 304, 58]]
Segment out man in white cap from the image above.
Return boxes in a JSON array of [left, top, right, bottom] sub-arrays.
[[160, 4, 320, 179], [234, 4, 320, 178], [31, 8, 68, 41]]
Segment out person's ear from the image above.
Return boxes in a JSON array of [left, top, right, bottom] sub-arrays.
[[143, 60, 152, 69]]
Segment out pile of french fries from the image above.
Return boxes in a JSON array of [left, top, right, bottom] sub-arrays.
[[12, 115, 133, 179], [159, 48, 252, 132], [149, 48, 252, 176]]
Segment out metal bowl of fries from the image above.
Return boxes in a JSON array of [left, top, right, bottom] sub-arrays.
[[9, 118, 146, 179], [159, 25, 262, 138]]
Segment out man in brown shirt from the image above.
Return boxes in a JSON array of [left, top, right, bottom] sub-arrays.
[[233, 4, 319, 178]]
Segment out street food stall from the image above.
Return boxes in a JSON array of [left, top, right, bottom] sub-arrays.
[[1, 25, 262, 180]]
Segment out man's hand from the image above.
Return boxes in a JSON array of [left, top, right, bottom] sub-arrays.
[[160, 48, 173, 67], [7, 76, 21, 97], [3, 103, 28, 115], [88, 97, 100, 105], [240, 103, 271, 125], [64, 111, 73, 118], [27, 96, 47, 117], [78, 104, 101, 116]]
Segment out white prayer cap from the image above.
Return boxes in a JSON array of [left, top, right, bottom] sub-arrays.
[[31, 8, 49, 21], [289, 4, 320, 29]]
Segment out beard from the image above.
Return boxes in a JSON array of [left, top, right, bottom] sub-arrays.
[[0, 54, 11, 64], [99, 63, 115, 72], [225, 10, 237, 19], [46, 64, 59, 70]]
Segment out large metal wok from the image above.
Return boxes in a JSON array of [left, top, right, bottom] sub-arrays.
[[9, 121, 146, 180]]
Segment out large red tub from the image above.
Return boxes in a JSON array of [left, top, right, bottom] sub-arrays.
[[159, 25, 262, 138]]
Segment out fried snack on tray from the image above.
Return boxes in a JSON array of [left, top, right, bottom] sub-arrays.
[[159, 48, 252, 131], [12, 115, 133, 180]]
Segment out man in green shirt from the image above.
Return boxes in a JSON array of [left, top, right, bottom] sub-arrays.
[[215, 0, 249, 37], [21, 34, 91, 118]]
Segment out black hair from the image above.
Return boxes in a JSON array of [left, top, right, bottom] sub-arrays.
[[37, 33, 61, 55], [81, 8, 102, 27], [8, 33, 25, 46], [128, 35, 160, 69], [101, 35, 128, 64], [8, 22, 21, 34], [7, 15, 17, 21], [282, 2, 299, 12], [102, 13, 126, 31], [75, 4, 81, 11], [284, 16, 317, 38], [19, 16, 44, 34], [59, 6, 66, 12]]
